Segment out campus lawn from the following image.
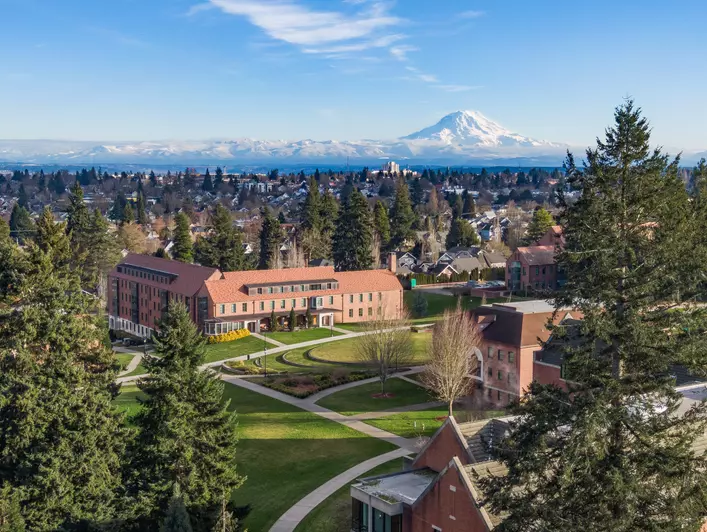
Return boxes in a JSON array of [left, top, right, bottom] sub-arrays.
[[115, 352, 135, 371], [112, 381, 396, 532], [365, 406, 508, 439], [122, 362, 148, 378], [203, 335, 277, 364], [404, 291, 508, 319], [316, 377, 433, 416], [310, 334, 432, 366], [294, 458, 404, 532], [113, 385, 146, 419], [266, 327, 343, 345]]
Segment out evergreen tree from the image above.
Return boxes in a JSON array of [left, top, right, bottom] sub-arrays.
[[127, 305, 243, 532], [214, 167, 224, 189], [150, 170, 158, 187], [0, 486, 25, 532], [301, 176, 321, 231], [462, 191, 476, 217], [8, 204, 33, 243], [34, 207, 71, 268], [110, 191, 128, 222], [0, 218, 9, 242], [373, 200, 391, 250], [269, 310, 278, 332], [50, 173, 66, 195], [523, 207, 554, 245], [66, 181, 91, 238], [0, 228, 125, 530], [85, 209, 121, 291], [333, 188, 373, 271], [451, 194, 463, 219], [258, 208, 283, 270], [319, 190, 339, 236], [289, 308, 296, 331], [172, 212, 193, 263], [202, 169, 213, 192], [389, 178, 415, 249], [123, 202, 135, 224], [410, 177, 423, 207], [481, 101, 707, 531], [160, 488, 193, 532], [136, 193, 148, 225], [194, 204, 245, 271], [17, 185, 28, 209], [445, 218, 479, 249]]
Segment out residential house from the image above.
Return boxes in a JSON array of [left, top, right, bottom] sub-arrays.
[[505, 226, 564, 293]]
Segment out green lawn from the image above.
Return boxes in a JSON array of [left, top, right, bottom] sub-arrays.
[[332, 323, 366, 332], [310, 334, 431, 366], [204, 335, 277, 364], [113, 385, 146, 419], [316, 377, 434, 416], [112, 380, 396, 532], [294, 458, 404, 532], [404, 291, 508, 320], [115, 352, 135, 371], [122, 362, 148, 378], [364, 406, 507, 439], [266, 328, 343, 345]]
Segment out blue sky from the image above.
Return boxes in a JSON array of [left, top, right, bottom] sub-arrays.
[[2, 0, 706, 150]]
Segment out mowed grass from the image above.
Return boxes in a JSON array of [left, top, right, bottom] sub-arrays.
[[364, 406, 507, 439], [115, 353, 135, 371], [113, 385, 146, 419], [112, 380, 396, 532], [310, 334, 432, 366], [404, 291, 508, 320], [266, 328, 344, 345], [203, 335, 277, 364], [294, 458, 404, 532], [316, 377, 433, 416]]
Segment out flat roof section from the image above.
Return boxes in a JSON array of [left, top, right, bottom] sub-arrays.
[[353, 469, 437, 506]]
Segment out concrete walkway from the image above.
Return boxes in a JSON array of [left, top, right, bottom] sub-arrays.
[[118, 353, 143, 377], [305, 367, 424, 403], [348, 400, 446, 421], [251, 332, 286, 347], [269, 448, 411, 532], [329, 325, 351, 334]]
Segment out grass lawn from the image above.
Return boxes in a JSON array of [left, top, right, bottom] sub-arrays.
[[310, 334, 431, 366], [112, 380, 396, 532], [115, 352, 135, 370], [266, 327, 343, 345], [364, 406, 507, 439], [122, 362, 148, 378], [203, 335, 277, 364], [316, 377, 433, 416], [113, 385, 146, 419], [332, 323, 366, 332], [404, 291, 508, 320], [294, 458, 404, 532]]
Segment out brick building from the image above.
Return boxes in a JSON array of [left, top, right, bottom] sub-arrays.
[[107, 253, 403, 338], [506, 225, 564, 294]]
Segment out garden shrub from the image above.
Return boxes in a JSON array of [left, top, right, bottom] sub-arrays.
[[207, 328, 251, 344]]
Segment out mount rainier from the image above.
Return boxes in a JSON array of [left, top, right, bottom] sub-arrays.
[[0, 111, 569, 166]]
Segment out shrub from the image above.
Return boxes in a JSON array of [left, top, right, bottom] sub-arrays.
[[207, 328, 251, 344]]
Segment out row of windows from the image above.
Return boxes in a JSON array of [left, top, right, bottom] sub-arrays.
[[248, 282, 339, 296], [487, 347, 515, 363], [116, 266, 172, 285], [348, 308, 377, 318], [487, 366, 514, 383], [486, 388, 513, 402], [349, 293, 379, 304], [218, 296, 336, 315]]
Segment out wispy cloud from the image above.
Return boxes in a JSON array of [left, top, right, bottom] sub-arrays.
[[459, 10, 485, 19], [390, 44, 418, 61], [197, 0, 402, 50], [405, 66, 438, 84], [438, 84, 482, 93]]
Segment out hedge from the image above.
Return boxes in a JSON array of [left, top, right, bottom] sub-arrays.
[[207, 328, 251, 344]]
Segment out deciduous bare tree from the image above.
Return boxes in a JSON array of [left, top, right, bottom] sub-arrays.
[[356, 308, 412, 394], [422, 304, 481, 416]]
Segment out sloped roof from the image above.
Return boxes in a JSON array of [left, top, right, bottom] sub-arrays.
[[112, 253, 221, 296], [473, 303, 572, 347], [516, 245, 556, 266], [452, 257, 485, 273]]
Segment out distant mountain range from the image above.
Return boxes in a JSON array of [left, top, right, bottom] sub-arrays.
[[0, 111, 701, 167]]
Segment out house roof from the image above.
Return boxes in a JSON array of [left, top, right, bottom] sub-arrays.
[[112, 253, 221, 296], [516, 245, 556, 266], [473, 302, 572, 347], [481, 251, 507, 267], [204, 266, 402, 304], [451, 257, 485, 273]]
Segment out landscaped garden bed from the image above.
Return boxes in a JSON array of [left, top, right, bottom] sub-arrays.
[[260, 370, 375, 398]]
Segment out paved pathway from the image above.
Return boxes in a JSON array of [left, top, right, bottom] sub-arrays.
[[305, 367, 424, 403], [251, 332, 286, 347], [329, 325, 351, 334], [348, 400, 446, 421], [269, 448, 411, 532], [118, 353, 143, 377]]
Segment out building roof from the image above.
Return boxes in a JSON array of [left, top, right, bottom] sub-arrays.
[[481, 251, 507, 268], [204, 266, 402, 304], [451, 257, 485, 273], [473, 301, 573, 347], [516, 245, 556, 266], [112, 253, 221, 296], [464, 461, 507, 527], [353, 468, 437, 506]]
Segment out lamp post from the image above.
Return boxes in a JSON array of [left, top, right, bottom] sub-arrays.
[[330, 313, 334, 337], [263, 326, 268, 378]]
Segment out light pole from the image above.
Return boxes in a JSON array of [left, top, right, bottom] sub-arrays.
[[263, 326, 268, 378], [330, 313, 334, 337]]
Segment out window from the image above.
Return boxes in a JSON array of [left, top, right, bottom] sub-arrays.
[[368, 307, 372, 316], [259, 302, 265, 311], [508, 372, 512, 383], [536, 266, 539, 275], [270, 301, 275, 310], [359, 294, 363, 303], [349, 309, 353, 318], [498, 370, 503, 380], [231, 304, 236, 313], [378, 292, 382, 300], [242, 303, 247, 312], [508, 351, 515, 363], [327, 282, 332, 289], [301, 284, 306, 292], [522, 268, 526, 276], [487, 346, 494, 359], [488, 366, 492, 377], [292, 299, 296, 308], [368, 293, 372, 302], [487, 388, 492, 398], [542, 267, 546, 275], [329, 296, 334, 305], [219, 304, 225, 315], [498, 350, 504, 361], [257, 288, 263, 295], [359, 308, 363, 317], [279, 300, 284, 309], [349, 295, 354, 303], [268, 287, 274, 294], [301, 298, 307, 308], [497, 390, 501, 400]]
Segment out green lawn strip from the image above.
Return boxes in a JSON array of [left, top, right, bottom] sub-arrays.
[[333, 323, 366, 332], [113, 385, 146, 419], [112, 381, 396, 532], [404, 291, 510, 319], [364, 407, 507, 439], [310, 334, 431, 365], [316, 377, 434, 416], [294, 458, 404, 532], [115, 352, 135, 370], [203, 335, 277, 364], [266, 328, 343, 345], [122, 362, 149, 378]]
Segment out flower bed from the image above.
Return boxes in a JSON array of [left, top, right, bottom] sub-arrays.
[[261, 370, 374, 398], [207, 328, 251, 344]]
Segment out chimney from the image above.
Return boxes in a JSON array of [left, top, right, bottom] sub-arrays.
[[388, 252, 397, 274]]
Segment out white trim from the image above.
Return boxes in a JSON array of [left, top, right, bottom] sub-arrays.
[[534, 359, 561, 369]]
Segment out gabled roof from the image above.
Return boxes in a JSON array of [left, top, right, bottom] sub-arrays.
[[473, 302, 571, 347], [112, 254, 221, 296], [515, 245, 556, 266]]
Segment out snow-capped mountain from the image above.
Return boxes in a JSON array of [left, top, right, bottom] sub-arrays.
[[0, 111, 569, 166]]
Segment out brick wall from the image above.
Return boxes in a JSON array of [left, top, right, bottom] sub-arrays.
[[413, 422, 470, 473]]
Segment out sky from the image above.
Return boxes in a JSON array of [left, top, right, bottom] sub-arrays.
[[1, 0, 706, 151]]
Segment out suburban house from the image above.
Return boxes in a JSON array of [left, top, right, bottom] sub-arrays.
[[350, 415, 511, 532], [108, 253, 403, 338], [505, 226, 564, 293]]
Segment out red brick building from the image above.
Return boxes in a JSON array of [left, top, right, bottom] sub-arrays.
[[108, 253, 403, 338], [506, 226, 564, 294]]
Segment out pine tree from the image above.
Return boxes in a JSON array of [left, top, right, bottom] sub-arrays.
[[0, 486, 25, 532], [333, 188, 373, 271], [373, 200, 391, 250], [34, 207, 71, 268], [160, 488, 193, 532], [172, 212, 194, 263], [137, 193, 148, 225], [123, 202, 135, 224], [410, 177, 423, 207], [389, 178, 415, 249], [127, 305, 243, 532], [445, 218, 479, 249], [0, 218, 9, 242], [85, 209, 121, 292], [110, 191, 128, 222], [66, 181, 91, 237], [0, 228, 126, 530], [451, 194, 463, 219], [214, 167, 224, 189], [301, 176, 321, 231], [523, 207, 554, 245], [462, 191, 476, 217], [150, 170, 158, 187], [194, 204, 245, 271], [319, 190, 339, 236], [17, 185, 28, 209], [202, 169, 213, 192], [289, 307, 296, 331], [269, 310, 278, 332], [258, 208, 283, 270], [481, 101, 707, 531], [8, 204, 34, 243]]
